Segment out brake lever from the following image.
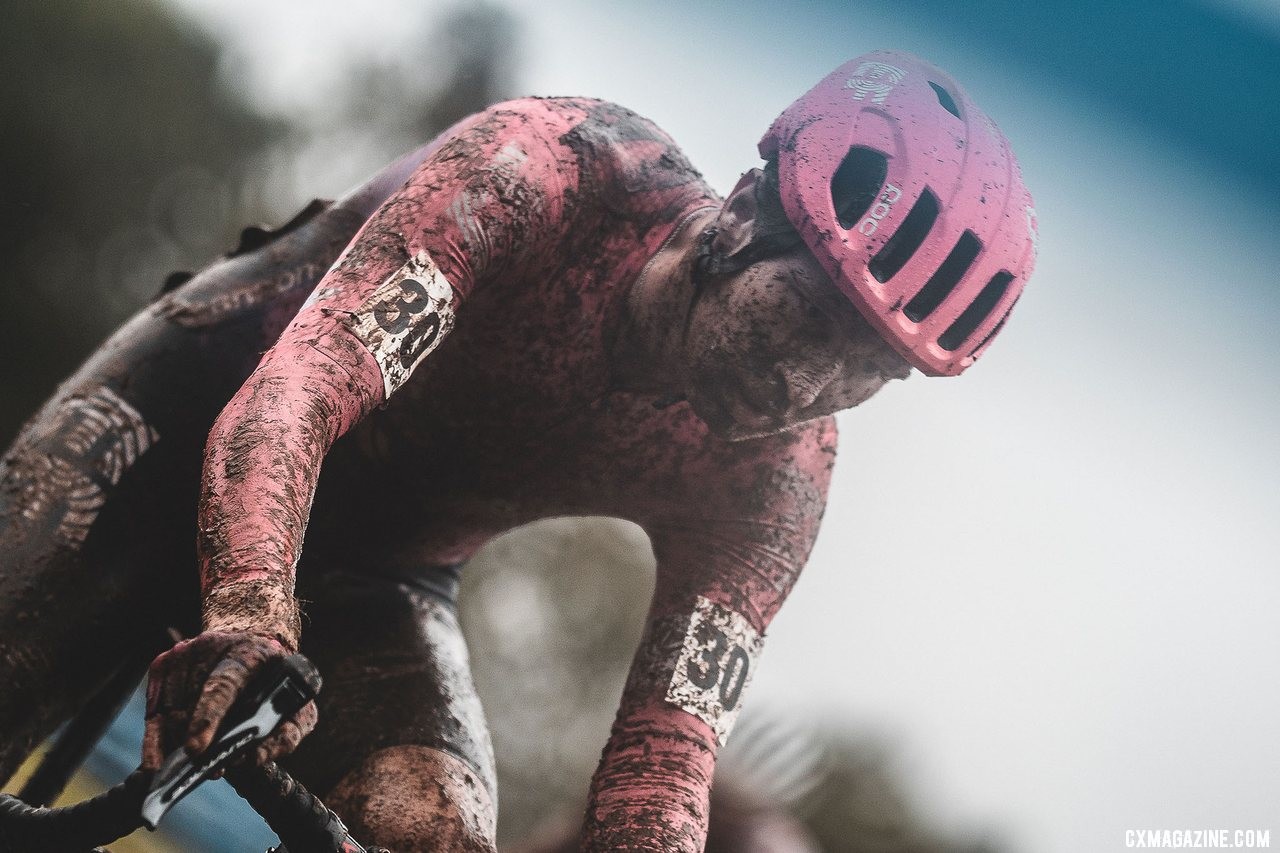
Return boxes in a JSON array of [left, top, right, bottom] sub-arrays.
[[140, 654, 321, 830]]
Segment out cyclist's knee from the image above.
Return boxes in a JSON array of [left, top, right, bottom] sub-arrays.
[[327, 744, 496, 853]]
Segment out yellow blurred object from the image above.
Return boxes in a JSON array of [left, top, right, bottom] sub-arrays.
[[5, 747, 186, 853]]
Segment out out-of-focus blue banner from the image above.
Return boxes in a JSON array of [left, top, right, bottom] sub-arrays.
[[804, 0, 1280, 205]]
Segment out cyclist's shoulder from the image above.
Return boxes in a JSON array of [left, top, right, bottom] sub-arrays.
[[473, 96, 687, 152], [692, 414, 837, 513], [469, 95, 594, 130], [481, 95, 665, 133], [557, 97, 698, 163], [441, 96, 711, 216], [525, 97, 709, 197]]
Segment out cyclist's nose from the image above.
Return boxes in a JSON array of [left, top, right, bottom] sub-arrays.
[[775, 361, 841, 413]]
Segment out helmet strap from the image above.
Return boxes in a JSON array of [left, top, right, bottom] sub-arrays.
[[691, 225, 721, 290]]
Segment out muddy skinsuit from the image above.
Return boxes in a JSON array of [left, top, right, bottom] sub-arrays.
[[0, 98, 835, 851]]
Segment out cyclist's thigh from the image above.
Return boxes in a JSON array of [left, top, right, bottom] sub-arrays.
[[0, 385, 201, 781], [286, 566, 497, 852]]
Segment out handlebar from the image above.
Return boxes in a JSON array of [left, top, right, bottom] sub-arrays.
[[0, 769, 150, 851], [0, 654, 387, 853], [227, 760, 380, 853]]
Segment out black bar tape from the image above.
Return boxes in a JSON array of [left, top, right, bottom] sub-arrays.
[[227, 762, 364, 853], [0, 769, 150, 852]]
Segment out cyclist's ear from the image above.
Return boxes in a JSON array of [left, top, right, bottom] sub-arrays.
[[709, 168, 763, 259]]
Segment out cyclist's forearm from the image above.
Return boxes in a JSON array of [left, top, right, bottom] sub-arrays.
[[198, 323, 383, 647], [583, 692, 716, 851], [583, 588, 767, 851], [196, 166, 468, 644], [584, 500, 823, 848]]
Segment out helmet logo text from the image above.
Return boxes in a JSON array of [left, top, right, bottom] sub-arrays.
[[858, 183, 903, 236], [844, 62, 907, 104]]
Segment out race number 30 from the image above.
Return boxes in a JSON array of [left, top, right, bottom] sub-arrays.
[[342, 251, 457, 398], [666, 597, 764, 745]]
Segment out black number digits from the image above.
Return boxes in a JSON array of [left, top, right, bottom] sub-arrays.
[[718, 646, 750, 711], [373, 277, 430, 334], [398, 312, 442, 368], [686, 626, 727, 690]]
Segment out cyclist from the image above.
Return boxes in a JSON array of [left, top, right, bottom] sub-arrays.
[[0, 51, 1035, 851]]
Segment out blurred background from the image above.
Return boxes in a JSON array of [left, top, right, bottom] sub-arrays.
[[2, 0, 1277, 850]]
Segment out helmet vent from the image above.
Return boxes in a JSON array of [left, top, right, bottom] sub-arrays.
[[868, 189, 939, 283], [969, 294, 1020, 357], [929, 82, 961, 119], [939, 271, 1013, 351], [905, 230, 982, 321], [831, 147, 889, 230]]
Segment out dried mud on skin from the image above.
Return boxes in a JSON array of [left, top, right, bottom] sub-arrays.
[[201, 578, 302, 650], [329, 745, 497, 852]]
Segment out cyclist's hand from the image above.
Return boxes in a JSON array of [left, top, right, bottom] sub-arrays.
[[141, 630, 318, 771]]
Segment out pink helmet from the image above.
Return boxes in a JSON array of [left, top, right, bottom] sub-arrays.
[[759, 50, 1038, 376]]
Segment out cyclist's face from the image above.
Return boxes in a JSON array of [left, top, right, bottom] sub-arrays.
[[682, 247, 911, 441]]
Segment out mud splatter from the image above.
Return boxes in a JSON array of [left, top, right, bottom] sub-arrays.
[[2, 386, 158, 547], [202, 578, 302, 651], [560, 100, 706, 221], [328, 745, 496, 852]]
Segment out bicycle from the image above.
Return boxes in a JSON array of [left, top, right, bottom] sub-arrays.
[[0, 653, 388, 853]]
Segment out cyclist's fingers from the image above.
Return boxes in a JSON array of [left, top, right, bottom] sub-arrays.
[[187, 655, 253, 754], [254, 718, 307, 765], [141, 714, 165, 771], [254, 701, 318, 765], [144, 672, 162, 718], [144, 647, 179, 717], [142, 710, 189, 770], [157, 644, 210, 721], [294, 700, 318, 737]]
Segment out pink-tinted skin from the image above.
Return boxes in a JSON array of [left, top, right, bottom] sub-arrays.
[[509, 781, 820, 853], [196, 98, 835, 849], [760, 50, 1038, 376], [671, 205, 911, 443]]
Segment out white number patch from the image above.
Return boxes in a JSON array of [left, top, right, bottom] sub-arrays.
[[666, 597, 764, 745], [342, 251, 457, 398]]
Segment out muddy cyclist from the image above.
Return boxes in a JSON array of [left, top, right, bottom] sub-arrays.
[[0, 50, 1037, 851]]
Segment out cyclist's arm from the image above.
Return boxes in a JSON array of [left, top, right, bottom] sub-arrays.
[[198, 101, 581, 647], [584, 418, 837, 851]]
